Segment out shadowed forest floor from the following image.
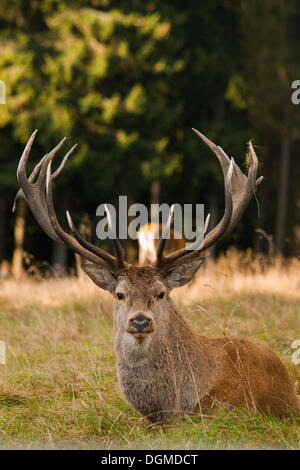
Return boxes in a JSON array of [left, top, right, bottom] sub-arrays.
[[0, 252, 299, 449]]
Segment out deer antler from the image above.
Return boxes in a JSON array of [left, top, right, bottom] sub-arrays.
[[15, 129, 261, 273], [14, 130, 126, 270], [155, 129, 262, 271]]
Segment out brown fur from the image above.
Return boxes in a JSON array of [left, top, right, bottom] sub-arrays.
[[82, 264, 299, 423]]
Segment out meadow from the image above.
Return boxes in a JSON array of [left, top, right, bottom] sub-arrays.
[[0, 250, 299, 449]]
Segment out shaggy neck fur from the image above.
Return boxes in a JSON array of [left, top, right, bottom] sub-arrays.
[[114, 299, 215, 423]]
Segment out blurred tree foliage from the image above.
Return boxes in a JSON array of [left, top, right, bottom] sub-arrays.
[[0, 0, 299, 270]]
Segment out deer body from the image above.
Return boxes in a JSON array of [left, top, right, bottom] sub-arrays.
[[111, 266, 299, 422], [15, 128, 299, 422]]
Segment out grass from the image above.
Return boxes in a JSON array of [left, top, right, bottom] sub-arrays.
[[0, 250, 299, 449]]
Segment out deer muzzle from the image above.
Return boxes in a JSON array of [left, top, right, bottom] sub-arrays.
[[127, 313, 154, 336]]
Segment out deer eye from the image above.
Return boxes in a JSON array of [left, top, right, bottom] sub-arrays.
[[116, 292, 125, 300], [158, 291, 165, 300]]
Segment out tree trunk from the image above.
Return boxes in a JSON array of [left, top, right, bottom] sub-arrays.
[[0, 197, 10, 278], [11, 199, 26, 279], [0, 196, 6, 262], [74, 213, 92, 278], [150, 180, 160, 221], [52, 242, 68, 277], [275, 121, 290, 254], [253, 132, 275, 254]]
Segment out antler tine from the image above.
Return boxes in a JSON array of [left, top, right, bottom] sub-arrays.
[[225, 142, 257, 233], [12, 190, 24, 214], [29, 153, 49, 183], [12, 154, 49, 213], [17, 131, 67, 188], [36, 142, 76, 189], [104, 204, 126, 269], [45, 161, 114, 266], [154, 127, 262, 270], [15, 130, 125, 271], [35, 137, 67, 186], [192, 128, 230, 174], [256, 176, 264, 187], [16, 129, 38, 191], [155, 159, 234, 268], [14, 132, 68, 242], [156, 204, 175, 262], [192, 130, 260, 237], [52, 144, 78, 179], [13, 134, 74, 214], [197, 158, 233, 251], [66, 211, 118, 268], [203, 213, 211, 235]]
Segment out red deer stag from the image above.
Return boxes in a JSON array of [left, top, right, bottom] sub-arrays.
[[14, 128, 299, 423]]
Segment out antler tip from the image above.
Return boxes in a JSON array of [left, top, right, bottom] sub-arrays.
[[66, 210, 74, 231], [228, 158, 234, 178], [26, 129, 38, 144], [256, 176, 264, 187], [45, 158, 53, 186], [192, 128, 202, 137], [204, 213, 211, 234], [192, 128, 218, 153], [247, 140, 258, 160]]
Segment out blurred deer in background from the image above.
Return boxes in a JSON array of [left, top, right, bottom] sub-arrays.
[[137, 222, 185, 265], [15, 128, 299, 423]]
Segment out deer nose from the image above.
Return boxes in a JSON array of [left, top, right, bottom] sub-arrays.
[[130, 314, 151, 332]]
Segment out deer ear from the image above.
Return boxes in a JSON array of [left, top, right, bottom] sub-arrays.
[[166, 257, 205, 290], [81, 263, 118, 293]]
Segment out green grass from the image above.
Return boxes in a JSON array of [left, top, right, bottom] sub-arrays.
[[0, 270, 299, 449]]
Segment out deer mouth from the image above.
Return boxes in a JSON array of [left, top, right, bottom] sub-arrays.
[[127, 329, 154, 339]]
